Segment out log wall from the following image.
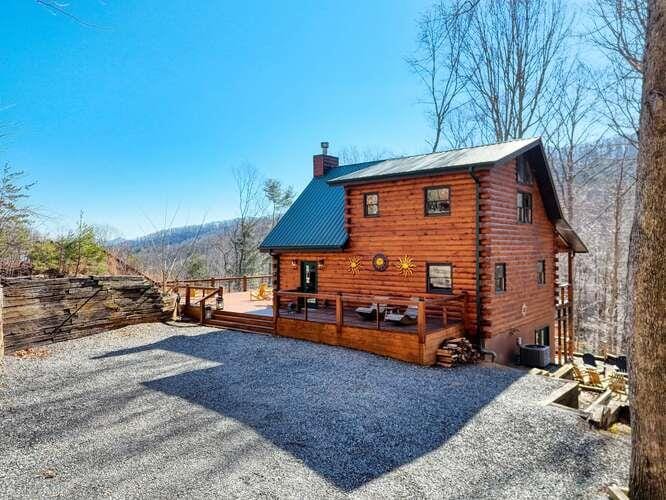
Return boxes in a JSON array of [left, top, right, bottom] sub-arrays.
[[275, 156, 562, 364], [478, 160, 558, 363], [278, 171, 476, 327], [1, 276, 166, 353]]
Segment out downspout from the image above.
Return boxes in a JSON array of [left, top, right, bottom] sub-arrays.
[[467, 166, 483, 349]]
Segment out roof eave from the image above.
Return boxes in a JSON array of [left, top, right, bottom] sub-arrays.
[[327, 162, 495, 186]]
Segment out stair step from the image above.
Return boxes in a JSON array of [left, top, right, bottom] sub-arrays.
[[212, 309, 273, 320], [210, 313, 273, 327], [206, 319, 274, 334]]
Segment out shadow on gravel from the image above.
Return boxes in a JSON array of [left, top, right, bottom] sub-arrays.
[[96, 331, 524, 491]]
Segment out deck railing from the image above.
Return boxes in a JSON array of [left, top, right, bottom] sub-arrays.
[[555, 283, 574, 364], [274, 290, 468, 340], [166, 274, 271, 294]]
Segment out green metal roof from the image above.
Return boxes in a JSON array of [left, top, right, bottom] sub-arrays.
[[260, 138, 588, 253], [259, 161, 378, 251]]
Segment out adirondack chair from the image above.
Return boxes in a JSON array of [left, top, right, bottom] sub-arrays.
[[608, 373, 627, 395], [616, 355, 628, 373], [250, 283, 272, 301], [586, 368, 604, 388], [571, 365, 587, 384]]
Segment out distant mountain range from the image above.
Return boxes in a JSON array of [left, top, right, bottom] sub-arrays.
[[109, 220, 237, 251]]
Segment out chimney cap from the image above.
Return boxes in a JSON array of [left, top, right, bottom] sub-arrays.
[[321, 141, 329, 155]]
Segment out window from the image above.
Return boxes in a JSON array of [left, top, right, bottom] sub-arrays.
[[427, 263, 452, 293], [535, 326, 550, 346], [537, 260, 546, 285], [424, 186, 451, 215], [516, 156, 533, 184], [364, 192, 379, 216], [495, 263, 506, 292], [517, 192, 533, 223]]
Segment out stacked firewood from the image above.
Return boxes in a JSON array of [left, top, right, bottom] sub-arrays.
[[436, 338, 481, 368]]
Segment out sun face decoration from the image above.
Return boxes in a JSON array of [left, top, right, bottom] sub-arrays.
[[372, 253, 389, 272], [347, 256, 362, 276], [396, 255, 416, 278]]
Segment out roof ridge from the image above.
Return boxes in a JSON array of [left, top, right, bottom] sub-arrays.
[[337, 137, 541, 168]]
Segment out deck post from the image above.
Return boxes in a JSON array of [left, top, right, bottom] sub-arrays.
[[461, 292, 469, 333], [272, 292, 279, 335], [242, 275, 248, 292], [335, 293, 343, 335], [210, 277, 215, 288], [417, 299, 426, 365], [185, 285, 190, 307], [200, 296, 205, 326], [376, 302, 381, 330], [417, 299, 426, 343], [567, 251, 575, 360]]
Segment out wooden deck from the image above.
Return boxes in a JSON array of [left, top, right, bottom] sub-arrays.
[[182, 290, 467, 366]]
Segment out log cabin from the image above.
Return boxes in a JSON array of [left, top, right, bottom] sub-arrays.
[[259, 138, 587, 365]]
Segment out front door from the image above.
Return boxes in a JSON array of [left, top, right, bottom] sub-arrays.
[[300, 261, 318, 307]]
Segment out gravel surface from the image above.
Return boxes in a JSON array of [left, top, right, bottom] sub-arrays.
[[0, 323, 630, 499]]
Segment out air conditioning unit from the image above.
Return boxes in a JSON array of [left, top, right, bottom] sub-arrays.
[[520, 344, 551, 368]]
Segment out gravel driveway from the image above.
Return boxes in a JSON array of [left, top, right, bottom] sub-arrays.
[[1, 323, 629, 499]]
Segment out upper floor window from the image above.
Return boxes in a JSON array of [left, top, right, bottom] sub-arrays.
[[537, 260, 546, 285], [517, 192, 533, 223], [427, 263, 452, 293], [516, 157, 533, 184], [364, 192, 379, 216], [495, 263, 506, 292], [424, 186, 451, 216]]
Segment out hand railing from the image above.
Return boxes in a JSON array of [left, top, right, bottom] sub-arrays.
[[275, 290, 468, 340]]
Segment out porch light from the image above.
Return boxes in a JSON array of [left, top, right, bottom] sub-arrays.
[[216, 295, 224, 310], [318, 259, 325, 270], [291, 259, 298, 268]]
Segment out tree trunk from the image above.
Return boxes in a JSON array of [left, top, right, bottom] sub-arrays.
[[628, 1, 666, 497], [608, 158, 626, 353]]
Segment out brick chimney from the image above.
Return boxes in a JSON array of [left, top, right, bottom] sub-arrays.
[[313, 141, 339, 177]]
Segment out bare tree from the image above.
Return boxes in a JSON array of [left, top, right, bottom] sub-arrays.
[[407, 4, 467, 151], [461, 0, 572, 141], [338, 146, 397, 165], [140, 205, 207, 291], [626, 0, 666, 496], [546, 64, 603, 223], [219, 165, 267, 278], [591, 0, 647, 146]]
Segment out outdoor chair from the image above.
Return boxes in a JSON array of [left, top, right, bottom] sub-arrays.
[[608, 372, 627, 395], [571, 365, 587, 384], [385, 299, 419, 326], [250, 283, 272, 301], [355, 303, 387, 321], [615, 355, 628, 373], [586, 368, 604, 388]]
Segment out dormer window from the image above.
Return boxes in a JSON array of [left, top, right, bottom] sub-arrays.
[[364, 193, 379, 216], [516, 157, 533, 184]]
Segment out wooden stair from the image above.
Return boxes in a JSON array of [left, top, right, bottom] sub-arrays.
[[207, 310, 274, 335]]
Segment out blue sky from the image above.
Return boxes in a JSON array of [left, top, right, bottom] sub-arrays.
[[1, 1, 436, 238]]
